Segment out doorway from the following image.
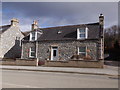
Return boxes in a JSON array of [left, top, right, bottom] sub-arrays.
[[51, 47, 58, 61]]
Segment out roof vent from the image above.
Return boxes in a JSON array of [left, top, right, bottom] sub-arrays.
[[57, 31, 62, 34]]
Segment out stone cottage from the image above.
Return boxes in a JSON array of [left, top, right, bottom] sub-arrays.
[[21, 14, 104, 66], [0, 19, 24, 59]]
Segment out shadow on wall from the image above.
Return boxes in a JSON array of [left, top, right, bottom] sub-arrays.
[[4, 40, 22, 59]]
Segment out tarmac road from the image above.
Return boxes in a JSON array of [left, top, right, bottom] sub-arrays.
[[2, 70, 118, 88]]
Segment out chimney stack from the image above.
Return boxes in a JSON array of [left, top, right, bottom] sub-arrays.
[[11, 18, 19, 26], [99, 14, 104, 60], [31, 20, 38, 30], [99, 14, 104, 38], [99, 14, 104, 26]]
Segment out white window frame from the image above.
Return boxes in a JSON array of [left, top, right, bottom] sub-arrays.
[[30, 31, 37, 41], [29, 47, 36, 58], [77, 27, 88, 39], [78, 46, 87, 57]]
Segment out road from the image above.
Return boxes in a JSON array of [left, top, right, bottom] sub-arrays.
[[2, 70, 118, 88]]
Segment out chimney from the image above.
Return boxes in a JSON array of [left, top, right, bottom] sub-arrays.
[[99, 14, 104, 60], [99, 14, 104, 38], [99, 14, 104, 26], [11, 18, 19, 26], [31, 20, 38, 30]]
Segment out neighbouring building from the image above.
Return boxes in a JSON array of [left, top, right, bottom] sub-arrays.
[[21, 14, 104, 66], [0, 19, 24, 59]]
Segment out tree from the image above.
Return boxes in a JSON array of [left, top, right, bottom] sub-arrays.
[[104, 25, 119, 49]]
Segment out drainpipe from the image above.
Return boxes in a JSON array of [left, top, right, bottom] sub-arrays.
[[21, 41, 23, 59], [36, 41, 39, 66]]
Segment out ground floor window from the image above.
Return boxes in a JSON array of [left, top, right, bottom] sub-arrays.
[[78, 46, 87, 57], [29, 47, 36, 58]]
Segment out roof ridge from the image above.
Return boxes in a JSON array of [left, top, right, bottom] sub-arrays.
[[0, 25, 11, 28], [39, 22, 99, 29]]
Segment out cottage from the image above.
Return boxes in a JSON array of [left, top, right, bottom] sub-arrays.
[[0, 19, 24, 59], [21, 14, 104, 67]]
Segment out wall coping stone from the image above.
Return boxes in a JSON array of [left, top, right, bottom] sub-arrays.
[[46, 60, 103, 63]]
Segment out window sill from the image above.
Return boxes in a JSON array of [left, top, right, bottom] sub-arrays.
[[77, 38, 86, 40], [29, 57, 36, 59], [29, 40, 37, 42]]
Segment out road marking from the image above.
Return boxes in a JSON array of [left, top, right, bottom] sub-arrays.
[[3, 83, 41, 88]]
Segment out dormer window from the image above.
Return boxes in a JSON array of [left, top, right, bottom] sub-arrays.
[[77, 27, 88, 39], [29, 30, 43, 41], [30, 31, 37, 41]]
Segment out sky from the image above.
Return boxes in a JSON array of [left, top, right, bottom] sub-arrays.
[[2, 2, 118, 31]]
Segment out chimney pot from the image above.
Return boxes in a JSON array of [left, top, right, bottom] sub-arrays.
[[99, 14, 104, 25], [31, 20, 38, 30], [11, 18, 19, 26]]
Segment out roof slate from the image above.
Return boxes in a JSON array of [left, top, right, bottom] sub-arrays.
[[23, 22, 100, 41], [21, 31, 30, 36], [0, 25, 11, 34]]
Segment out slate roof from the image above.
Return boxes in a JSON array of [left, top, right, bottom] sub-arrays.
[[0, 25, 11, 34], [21, 31, 30, 36], [23, 22, 100, 41]]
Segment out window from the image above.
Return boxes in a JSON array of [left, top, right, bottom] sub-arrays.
[[32, 32, 35, 40], [16, 37, 21, 46], [30, 32, 36, 41], [78, 47, 86, 57], [16, 37, 20, 40], [29, 47, 36, 58], [30, 30, 43, 41], [77, 27, 88, 39]]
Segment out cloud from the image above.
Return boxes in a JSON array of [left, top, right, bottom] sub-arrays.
[[2, 2, 118, 31]]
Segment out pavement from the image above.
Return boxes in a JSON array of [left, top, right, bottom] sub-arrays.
[[0, 65, 119, 76]]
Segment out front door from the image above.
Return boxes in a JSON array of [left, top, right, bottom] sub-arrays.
[[51, 47, 58, 61]]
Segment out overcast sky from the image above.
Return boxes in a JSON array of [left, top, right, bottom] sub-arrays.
[[2, 2, 118, 31]]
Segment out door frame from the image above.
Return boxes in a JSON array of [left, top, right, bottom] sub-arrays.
[[50, 46, 59, 61]]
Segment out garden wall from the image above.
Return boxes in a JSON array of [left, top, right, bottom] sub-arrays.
[[0, 58, 38, 66], [45, 60, 104, 68]]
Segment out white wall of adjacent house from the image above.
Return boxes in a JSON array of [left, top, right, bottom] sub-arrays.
[[0, 25, 24, 58]]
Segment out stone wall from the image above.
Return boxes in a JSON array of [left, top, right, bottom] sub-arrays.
[[16, 59, 37, 66], [22, 40, 99, 61], [21, 42, 36, 59], [0, 59, 16, 65], [0, 26, 24, 58], [0, 58, 38, 66], [45, 60, 104, 68]]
